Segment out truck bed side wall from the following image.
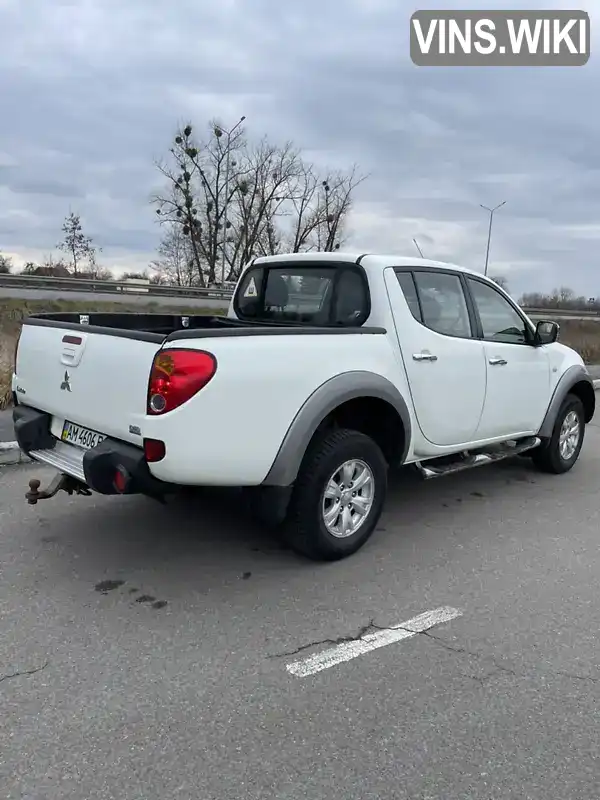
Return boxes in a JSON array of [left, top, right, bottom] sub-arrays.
[[143, 331, 412, 486]]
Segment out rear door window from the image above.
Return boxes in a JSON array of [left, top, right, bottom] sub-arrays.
[[395, 271, 422, 321], [395, 269, 473, 338]]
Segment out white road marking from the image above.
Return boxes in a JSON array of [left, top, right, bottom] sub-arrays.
[[286, 606, 462, 678]]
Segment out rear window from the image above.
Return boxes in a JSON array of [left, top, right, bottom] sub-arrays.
[[234, 263, 370, 326]]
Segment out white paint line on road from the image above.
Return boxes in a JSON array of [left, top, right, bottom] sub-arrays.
[[286, 606, 463, 678]]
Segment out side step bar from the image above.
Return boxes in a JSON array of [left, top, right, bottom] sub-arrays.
[[416, 436, 540, 480]]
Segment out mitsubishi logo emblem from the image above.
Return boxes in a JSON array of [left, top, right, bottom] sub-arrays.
[[60, 371, 71, 392]]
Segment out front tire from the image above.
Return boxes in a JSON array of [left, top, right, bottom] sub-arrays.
[[532, 394, 585, 474], [283, 428, 388, 561]]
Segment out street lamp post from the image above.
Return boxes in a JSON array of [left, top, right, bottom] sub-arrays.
[[480, 200, 506, 276], [219, 115, 246, 287]]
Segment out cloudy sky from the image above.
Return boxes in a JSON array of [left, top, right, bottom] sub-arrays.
[[0, 0, 597, 298]]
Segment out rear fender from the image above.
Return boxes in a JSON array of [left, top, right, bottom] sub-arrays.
[[262, 371, 412, 487]]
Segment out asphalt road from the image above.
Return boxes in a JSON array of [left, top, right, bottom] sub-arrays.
[[2, 419, 600, 798], [0, 408, 12, 441], [0, 286, 230, 309]]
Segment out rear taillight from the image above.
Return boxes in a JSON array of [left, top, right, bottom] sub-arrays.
[[147, 348, 216, 415]]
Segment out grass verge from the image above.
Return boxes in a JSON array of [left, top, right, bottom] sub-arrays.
[[0, 298, 226, 410], [558, 319, 600, 365], [2, 302, 600, 411]]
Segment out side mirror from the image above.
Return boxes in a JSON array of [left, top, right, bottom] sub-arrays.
[[534, 319, 559, 345]]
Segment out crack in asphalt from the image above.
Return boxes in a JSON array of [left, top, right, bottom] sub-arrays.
[[272, 622, 599, 687], [397, 628, 470, 654], [411, 629, 520, 683], [556, 671, 600, 684], [410, 631, 600, 687], [269, 619, 385, 659], [0, 661, 49, 685]]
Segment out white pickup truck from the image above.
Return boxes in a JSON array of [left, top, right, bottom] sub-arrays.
[[12, 252, 595, 561]]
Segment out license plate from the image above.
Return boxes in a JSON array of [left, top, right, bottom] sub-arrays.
[[61, 421, 106, 450]]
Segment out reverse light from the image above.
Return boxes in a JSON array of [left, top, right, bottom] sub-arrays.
[[147, 348, 217, 415]]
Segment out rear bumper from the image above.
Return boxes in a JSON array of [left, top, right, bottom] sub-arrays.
[[13, 406, 167, 496]]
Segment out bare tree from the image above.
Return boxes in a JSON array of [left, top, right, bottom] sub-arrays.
[[57, 212, 99, 276], [78, 250, 112, 280], [314, 167, 365, 252], [0, 253, 12, 274], [228, 155, 365, 276], [286, 162, 322, 253], [154, 121, 246, 286], [150, 225, 197, 286], [559, 286, 575, 305], [520, 287, 600, 311], [230, 138, 304, 272], [153, 119, 366, 283]]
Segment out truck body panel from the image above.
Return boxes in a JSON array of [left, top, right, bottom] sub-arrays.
[[12, 252, 593, 495]]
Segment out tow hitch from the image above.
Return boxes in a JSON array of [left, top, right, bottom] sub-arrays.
[[26, 474, 92, 505]]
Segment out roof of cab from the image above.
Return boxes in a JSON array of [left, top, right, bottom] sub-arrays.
[[252, 251, 485, 280]]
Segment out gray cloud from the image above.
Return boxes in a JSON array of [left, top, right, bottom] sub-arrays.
[[0, 0, 598, 298]]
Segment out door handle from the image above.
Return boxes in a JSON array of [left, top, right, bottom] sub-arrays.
[[489, 357, 507, 365], [412, 353, 438, 362]]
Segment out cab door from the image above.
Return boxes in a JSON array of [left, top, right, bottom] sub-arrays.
[[465, 277, 551, 438], [386, 268, 487, 447]]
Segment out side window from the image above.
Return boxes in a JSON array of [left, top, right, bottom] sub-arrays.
[[395, 271, 421, 321], [467, 279, 529, 344], [413, 271, 472, 338]]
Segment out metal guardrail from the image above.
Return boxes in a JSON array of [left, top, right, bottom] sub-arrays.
[[0, 274, 598, 318], [0, 273, 234, 300], [524, 307, 600, 318]]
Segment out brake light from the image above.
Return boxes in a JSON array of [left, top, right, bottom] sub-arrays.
[[147, 349, 216, 415]]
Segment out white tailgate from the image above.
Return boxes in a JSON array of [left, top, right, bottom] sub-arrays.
[[15, 324, 161, 446]]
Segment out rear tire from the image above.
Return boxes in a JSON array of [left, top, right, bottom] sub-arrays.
[[283, 428, 388, 561], [532, 394, 585, 474]]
